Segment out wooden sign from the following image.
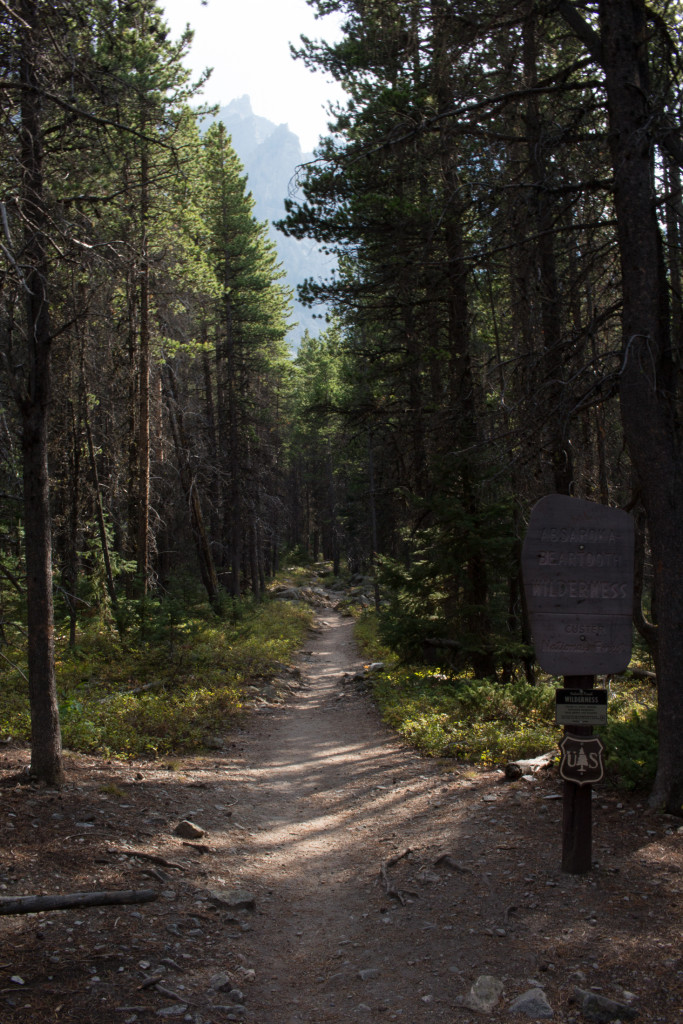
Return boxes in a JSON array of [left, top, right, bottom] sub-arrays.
[[555, 688, 608, 726], [559, 735, 605, 785], [521, 495, 634, 674]]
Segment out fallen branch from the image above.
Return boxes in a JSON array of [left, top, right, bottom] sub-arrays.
[[0, 888, 158, 916], [106, 848, 184, 869], [379, 848, 418, 906], [139, 971, 166, 991], [182, 842, 210, 854], [61, 831, 115, 841], [386, 848, 412, 868], [98, 680, 165, 703], [141, 867, 171, 884], [155, 983, 197, 1005], [622, 666, 656, 682]]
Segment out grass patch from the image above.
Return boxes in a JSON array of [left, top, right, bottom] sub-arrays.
[[0, 594, 312, 758], [354, 609, 394, 660], [355, 610, 658, 786], [98, 782, 127, 798], [372, 668, 559, 764]]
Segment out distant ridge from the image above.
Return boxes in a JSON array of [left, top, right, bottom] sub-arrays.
[[216, 96, 332, 348]]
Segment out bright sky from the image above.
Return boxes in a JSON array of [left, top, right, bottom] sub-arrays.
[[159, 0, 346, 152]]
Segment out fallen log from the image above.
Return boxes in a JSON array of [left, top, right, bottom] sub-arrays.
[[622, 666, 656, 683], [505, 750, 556, 780], [0, 888, 158, 916]]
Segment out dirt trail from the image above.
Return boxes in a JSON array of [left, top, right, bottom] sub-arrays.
[[213, 610, 682, 1023], [0, 608, 681, 1024], [230, 609, 439, 1021]]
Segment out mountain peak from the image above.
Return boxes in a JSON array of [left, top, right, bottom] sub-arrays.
[[224, 94, 254, 120], [217, 98, 332, 348]]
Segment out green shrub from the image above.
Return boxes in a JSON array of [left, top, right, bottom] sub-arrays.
[[354, 609, 393, 662], [375, 492, 518, 675], [357, 611, 658, 783], [0, 592, 313, 758], [371, 667, 560, 764], [600, 707, 658, 791]]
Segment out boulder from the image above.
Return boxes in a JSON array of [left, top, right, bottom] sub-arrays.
[[573, 987, 638, 1022], [173, 820, 205, 840], [509, 988, 554, 1018]]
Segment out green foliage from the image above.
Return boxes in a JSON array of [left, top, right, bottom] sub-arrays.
[[372, 667, 559, 764], [201, 121, 293, 358], [98, 782, 127, 799], [0, 665, 31, 743], [600, 706, 659, 792], [354, 609, 394, 663], [376, 492, 519, 673], [355, 610, 658, 786], [0, 594, 312, 758]]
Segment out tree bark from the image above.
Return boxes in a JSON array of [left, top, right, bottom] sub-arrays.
[[599, 0, 683, 814], [162, 365, 220, 609], [18, 0, 63, 785], [0, 889, 158, 916], [136, 138, 151, 594], [83, 367, 118, 611], [523, 5, 574, 495]]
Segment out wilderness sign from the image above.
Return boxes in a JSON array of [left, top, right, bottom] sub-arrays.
[[521, 495, 635, 675], [555, 688, 608, 727]]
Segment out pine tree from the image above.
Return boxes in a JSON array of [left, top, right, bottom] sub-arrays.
[[201, 122, 292, 597], [0, 0, 209, 779]]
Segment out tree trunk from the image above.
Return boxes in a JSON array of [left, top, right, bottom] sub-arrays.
[[64, 396, 81, 646], [162, 366, 220, 609], [136, 140, 151, 593], [249, 517, 260, 599], [83, 382, 118, 611], [523, 5, 574, 496], [126, 268, 139, 568], [600, 0, 683, 814], [202, 346, 221, 544], [0, 889, 158, 916], [19, 0, 63, 784]]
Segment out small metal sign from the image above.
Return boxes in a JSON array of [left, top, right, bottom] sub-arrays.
[[521, 495, 634, 674], [555, 688, 608, 727], [559, 735, 605, 785]]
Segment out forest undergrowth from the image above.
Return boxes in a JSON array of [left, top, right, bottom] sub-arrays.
[[0, 565, 659, 795], [354, 608, 659, 794], [0, 578, 313, 759]]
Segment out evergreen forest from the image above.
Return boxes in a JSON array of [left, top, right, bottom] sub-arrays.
[[0, 0, 682, 819]]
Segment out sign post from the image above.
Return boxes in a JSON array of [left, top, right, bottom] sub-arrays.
[[521, 495, 634, 874], [559, 674, 598, 873]]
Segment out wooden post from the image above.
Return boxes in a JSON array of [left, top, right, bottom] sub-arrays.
[[521, 495, 634, 875], [562, 673, 595, 874]]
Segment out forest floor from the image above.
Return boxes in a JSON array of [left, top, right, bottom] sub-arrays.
[[0, 607, 681, 1024]]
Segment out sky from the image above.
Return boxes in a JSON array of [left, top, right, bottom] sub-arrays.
[[159, 0, 346, 152]]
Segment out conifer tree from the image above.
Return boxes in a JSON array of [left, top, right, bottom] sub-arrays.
[[201, 122, 292, 597], [0, 0, 208, 779]]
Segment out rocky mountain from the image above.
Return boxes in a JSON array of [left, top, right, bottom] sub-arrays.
[[215, 96, 333, 349]]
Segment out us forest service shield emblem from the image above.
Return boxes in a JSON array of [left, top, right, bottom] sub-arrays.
[[559, 735, 605, 785]]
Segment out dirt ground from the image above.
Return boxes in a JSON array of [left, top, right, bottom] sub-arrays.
[[0, 609, 681, 1024]]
